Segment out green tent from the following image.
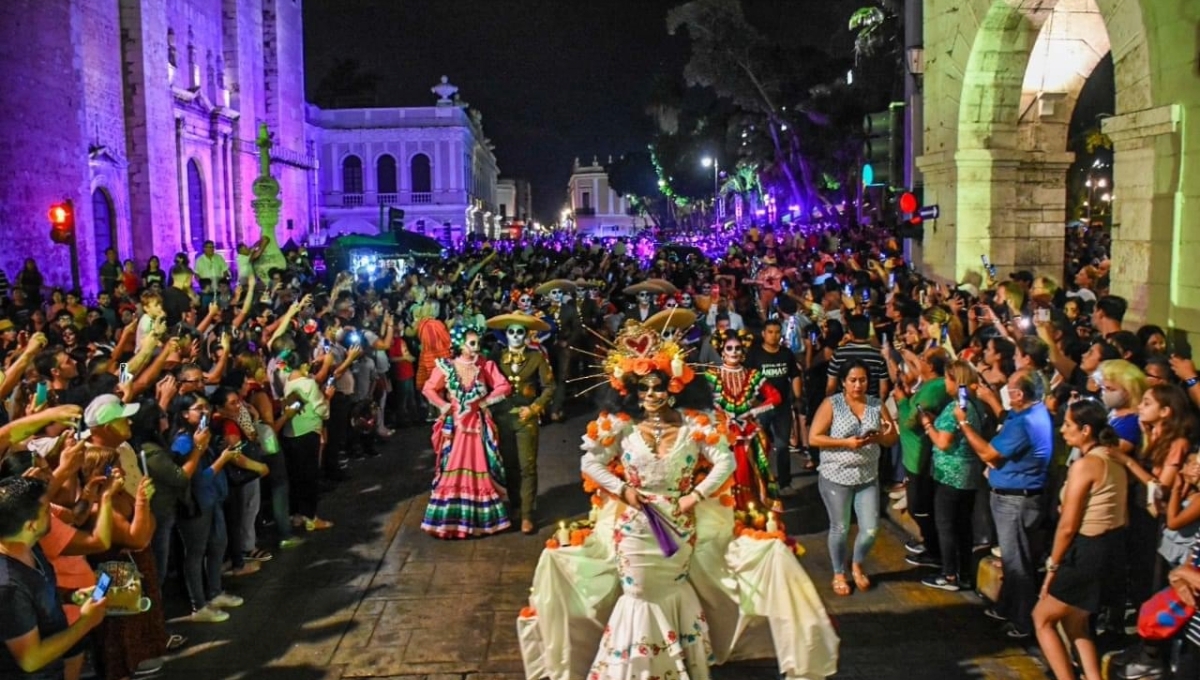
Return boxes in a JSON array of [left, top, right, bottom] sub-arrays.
[[324, 231, 445, 273]]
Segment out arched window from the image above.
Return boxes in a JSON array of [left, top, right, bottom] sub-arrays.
[[92, 188, 116, 271], [342, 155, 363, 194], [186, 160, 206, 251], [376, 155, 397, 194], [410, 154, 432, 194]]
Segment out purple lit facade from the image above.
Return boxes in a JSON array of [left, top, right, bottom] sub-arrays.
[[0, 0, 315, 294]]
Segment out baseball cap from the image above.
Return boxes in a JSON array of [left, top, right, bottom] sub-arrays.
[[0, 319, 13, 332], [84, 394, 140, 429]]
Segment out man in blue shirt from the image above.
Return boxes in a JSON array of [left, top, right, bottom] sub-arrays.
[[957, 370, 1053, 639]]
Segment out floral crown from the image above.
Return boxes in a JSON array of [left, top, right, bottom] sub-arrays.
[[510, 287, 535, 304], [710, 328, 754, 351], [449, 322, 483, 351], [595, 321, 696, 396]]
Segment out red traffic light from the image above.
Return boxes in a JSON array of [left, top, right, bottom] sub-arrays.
[[48, 199, 75, 244], [898, 192, 918, 215]]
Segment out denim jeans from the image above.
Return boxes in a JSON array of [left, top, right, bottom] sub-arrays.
[[176, 503, 228, 611], [757, 405, 794, 488], [239, 478, 261, 551], [990, 491, 1045, 635], [818, 475, 880, 574]]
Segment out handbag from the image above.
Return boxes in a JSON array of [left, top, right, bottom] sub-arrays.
[[254, 421, 280, 455], [223, 439, 266, 487], [1136, 586, 1196, 641], [94, 554, 147, 615]]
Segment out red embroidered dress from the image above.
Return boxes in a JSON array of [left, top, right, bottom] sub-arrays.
[[703, 367, 782, 513]]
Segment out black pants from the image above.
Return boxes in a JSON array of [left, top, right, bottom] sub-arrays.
[[934, 482, 976, 581], [757, 405, 794, 488], [283, 432, 321, 519], [326, 393, 352, 473], [906, 468, 940, 558]]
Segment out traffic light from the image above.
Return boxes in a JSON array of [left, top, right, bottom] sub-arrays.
[[862, 103, 905, 188], [48, 199, 75, 245], [387, 207, 405, 232]]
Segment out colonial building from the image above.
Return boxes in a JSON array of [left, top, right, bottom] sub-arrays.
[[496, 178, 533, 224], [0, 0, 316, 293], [567, 156, 641, 238], [310, 77, 500, 243]]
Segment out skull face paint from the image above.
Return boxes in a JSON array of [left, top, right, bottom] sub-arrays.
[[664, 298, 678, 309], [548, 289, 563, 304], [722, 339, 745, 367], [505, 324, 528, 351], [460, 332, 481, 359], [518, 294, 532, 311], [637, 291, 651, 305], [681, 293, 693, 308], [637, 374, 669, 414]]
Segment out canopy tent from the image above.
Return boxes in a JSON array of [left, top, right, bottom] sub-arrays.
[[323, 230, 445, 276]]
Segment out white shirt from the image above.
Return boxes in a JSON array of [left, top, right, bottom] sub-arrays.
[[194, 253, 230, 282]]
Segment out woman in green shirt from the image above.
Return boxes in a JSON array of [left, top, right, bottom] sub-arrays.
[[917, 360, 984, 591]]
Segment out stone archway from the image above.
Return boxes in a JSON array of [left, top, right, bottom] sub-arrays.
[[917, 0, 1189, 327]]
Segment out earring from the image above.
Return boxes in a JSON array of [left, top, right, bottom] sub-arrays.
[[668, 396, 676, 407]]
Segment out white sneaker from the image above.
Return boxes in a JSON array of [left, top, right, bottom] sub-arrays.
[[209, 593, 244, 609], [189, 605, 230, 623]]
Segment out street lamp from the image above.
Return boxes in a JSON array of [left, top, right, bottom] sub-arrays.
[[701, 156, 719, 220]]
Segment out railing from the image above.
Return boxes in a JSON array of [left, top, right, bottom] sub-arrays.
[[411, 192, 432, 204], [233, 138, 317, 169], [575, 207, 596, 216], [343, 193, 364, 207], [377, 193, 398, 205]]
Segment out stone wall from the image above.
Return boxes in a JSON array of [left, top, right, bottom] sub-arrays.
[[0, 0, 88, 289]]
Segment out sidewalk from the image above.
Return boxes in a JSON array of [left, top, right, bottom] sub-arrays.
[[157, 419, 1045, 680]]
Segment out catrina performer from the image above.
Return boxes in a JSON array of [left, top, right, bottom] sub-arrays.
[[420, 322, 512, 538], [704, 328, 783, 515]]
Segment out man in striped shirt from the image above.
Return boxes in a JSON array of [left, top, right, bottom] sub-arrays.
[[825, 314, 889, 399]]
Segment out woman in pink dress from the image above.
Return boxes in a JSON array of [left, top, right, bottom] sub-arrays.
[[421, 323, 513, 538]]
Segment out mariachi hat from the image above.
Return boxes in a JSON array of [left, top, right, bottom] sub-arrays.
[[643, 308, 697, 335], [624, 280, 671, 296], [645, 278, 679, 294], [485, 312, 551, 333], [534, 279, 578, 296]]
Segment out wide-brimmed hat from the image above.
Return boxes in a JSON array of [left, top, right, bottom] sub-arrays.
[[485, 313, 551, 333], [643, 309, 698, 335], [624, 280, 671, 296], [534, 279, 578, 296], [645, 278, 679, 294]]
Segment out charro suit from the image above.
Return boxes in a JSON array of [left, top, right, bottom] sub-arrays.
[[492, 347, 555, 522]]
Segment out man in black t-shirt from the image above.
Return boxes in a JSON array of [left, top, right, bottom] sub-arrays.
[[749, 319, 803, 493], [0, 477, 107, 679]]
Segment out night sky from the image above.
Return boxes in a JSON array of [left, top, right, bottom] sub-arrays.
[[303, 1, 858, 222]]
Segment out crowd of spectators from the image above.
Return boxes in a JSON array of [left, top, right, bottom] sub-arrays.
[[0, 215, 1198, 680]]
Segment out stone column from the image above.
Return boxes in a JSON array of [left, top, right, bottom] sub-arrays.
[[210, 131, 226, 248], [952, 149, 1021, 283], [1102, 104, 1183, 328], [1010, 153, 1074, 281], [914, 152, 958, 282]]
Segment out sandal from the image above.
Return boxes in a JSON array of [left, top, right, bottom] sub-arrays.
[[244, 548, 273, 562], [852, 569, 872, 592], [832, 574, 852, 596]]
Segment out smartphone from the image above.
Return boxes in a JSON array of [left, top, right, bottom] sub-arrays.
[[34, 382, 48, 408], [940, 325, 950, 344], [198, 413, 209, 431], [138, 449, 149, 477], [843, 284, 853, 298], [118, 362, 131, 384], [861, 289, 870, 305], [919, 290, 927, 307], [324, 375, 336, 389], [1034, 308, 1050, 324], [1019, 317, 1032, 330], [861, 429, 880, 438], [958, 386, 970, 410], [290, 399, 304, 411], [888, 272, 896, 289], [93, 572, 112, 602], [981, 254, 997, 280]]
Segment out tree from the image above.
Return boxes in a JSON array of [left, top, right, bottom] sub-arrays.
[[849, 1, 900, 63]]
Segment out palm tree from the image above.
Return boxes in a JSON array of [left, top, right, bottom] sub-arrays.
[[719, 162, 762, 214], [849, 1, 900, 64]]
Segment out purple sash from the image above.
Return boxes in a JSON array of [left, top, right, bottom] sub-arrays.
[[641, 502, 681, 558]]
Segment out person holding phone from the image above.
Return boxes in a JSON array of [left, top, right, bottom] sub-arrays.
[[0, 477, 108, 679], [917, 361, 985, 591], [809, 359, 899, 596]]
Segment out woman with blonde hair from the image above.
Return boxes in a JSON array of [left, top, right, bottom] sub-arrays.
[[1096, 359, 1148, 457], [920, 306, 964, 353]]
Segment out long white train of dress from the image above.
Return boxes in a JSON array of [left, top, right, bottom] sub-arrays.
[[518, 415, 839, 680]]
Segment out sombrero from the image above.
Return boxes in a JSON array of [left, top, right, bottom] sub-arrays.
[[643, 308, 698, 335], [534, 279, 578, 296], [645, 278, 679, 294], [624, 280, 671, 295], [485, 312, 551, 333]]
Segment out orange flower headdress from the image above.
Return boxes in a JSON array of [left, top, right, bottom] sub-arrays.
[[574, 309, 699, 397]]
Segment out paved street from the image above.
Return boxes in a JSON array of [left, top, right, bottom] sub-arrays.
[[159, 414, 1047, 680]]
